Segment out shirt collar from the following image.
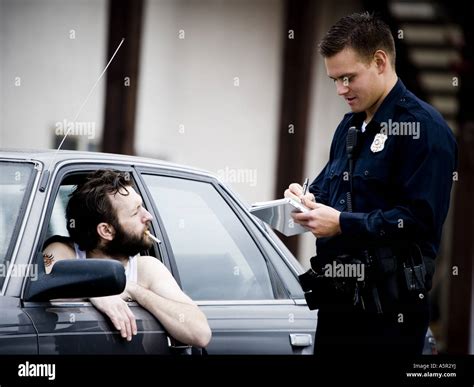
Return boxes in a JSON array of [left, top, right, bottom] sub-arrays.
[[371, 78, 406, 125], [350, 78, 407, 132]]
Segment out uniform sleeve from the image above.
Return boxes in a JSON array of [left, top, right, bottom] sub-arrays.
[[309, 161, 330, 205], [309, 118, 347, 205], [339, 122, 457, 242]]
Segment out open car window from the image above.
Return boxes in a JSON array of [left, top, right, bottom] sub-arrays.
[[42, 170, 159, 260], [142, 174, 279, 301]]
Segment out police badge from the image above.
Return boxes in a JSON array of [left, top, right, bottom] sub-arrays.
[[370, 133, 388, 153]]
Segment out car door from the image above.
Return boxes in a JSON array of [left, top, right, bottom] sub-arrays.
[[23, 164, 172, 354], [138, 170, 317, 354], [0, 161, 39, 354]]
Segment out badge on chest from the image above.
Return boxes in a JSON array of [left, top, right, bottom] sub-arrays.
[[370, 133, 388, 153]]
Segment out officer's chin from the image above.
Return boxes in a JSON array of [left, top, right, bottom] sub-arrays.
[[349, 105, 364, 113]]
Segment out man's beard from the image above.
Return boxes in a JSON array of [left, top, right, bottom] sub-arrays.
[[103, 221, 153, 257]]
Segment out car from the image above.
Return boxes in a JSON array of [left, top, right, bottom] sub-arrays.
[[0, 149, 438, 355], [0, 149, 317, 355]]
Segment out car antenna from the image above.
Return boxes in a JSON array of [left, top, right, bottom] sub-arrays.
[[40, 38, 125, 192]]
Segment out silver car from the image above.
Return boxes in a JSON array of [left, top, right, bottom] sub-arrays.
[[0, 149, 317, 355]]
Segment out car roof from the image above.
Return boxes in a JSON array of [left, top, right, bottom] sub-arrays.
[[0, 148, 215, 178]]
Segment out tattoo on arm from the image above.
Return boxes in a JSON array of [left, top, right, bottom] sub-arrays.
[[43, 253, 54, 267]]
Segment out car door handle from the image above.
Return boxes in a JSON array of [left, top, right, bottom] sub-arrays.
[[167, 336, 193, 355], [289, 334, 313, 347]]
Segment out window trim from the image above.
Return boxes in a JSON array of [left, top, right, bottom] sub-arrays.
[[217, 181, 306, 300], [136, 167, 292, 301], [197, 299, 296, 306], [20, 163, 165, 298], [0, 160, 40, 295], [135, 168, 215, 286], [211, 180, 296, 299]]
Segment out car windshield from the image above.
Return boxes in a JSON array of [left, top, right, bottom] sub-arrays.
[[0, 162, 35, 272]]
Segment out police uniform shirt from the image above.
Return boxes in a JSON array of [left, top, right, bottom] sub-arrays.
[[309, 79, 458, 260]]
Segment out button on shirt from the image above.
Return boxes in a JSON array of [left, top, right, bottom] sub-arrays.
[[309, 79, 458, 259]]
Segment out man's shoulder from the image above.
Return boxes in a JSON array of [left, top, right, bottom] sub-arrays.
[[136, 256, 174, 288], [136, 255, 166, 270], [43, 235, 74, 251], [396, 90, 456, 144], [398, 90, 450, 129], [333, 112, 355, 137], [340, 112, 355, 125]]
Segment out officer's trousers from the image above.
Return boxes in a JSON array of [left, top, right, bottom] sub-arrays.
[[313, 295, 429, 355]]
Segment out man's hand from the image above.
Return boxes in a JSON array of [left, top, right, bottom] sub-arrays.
[[292, 199, 342, 238], [284, 183, 315, 204], [90, 295, 137, 341]]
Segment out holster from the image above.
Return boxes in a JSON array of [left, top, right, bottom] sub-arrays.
[[298, 244, 435, 312], [298, 255, 360, 311]]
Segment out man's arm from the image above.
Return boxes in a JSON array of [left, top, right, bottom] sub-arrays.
[[42, 242, 137, 341], [128, 256, 212, 348], [42, 242, 76, 274], [308, 160, 331, 205]]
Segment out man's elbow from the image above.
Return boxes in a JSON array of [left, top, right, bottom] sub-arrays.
[[191, 320, 212, 348]]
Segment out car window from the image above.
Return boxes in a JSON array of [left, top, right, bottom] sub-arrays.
[[42, 170, 159, 260], [0, 162, 34, 284], [256, 225, 306, 299], [142, 174, 275, 301], [46, 185, 75, 241]]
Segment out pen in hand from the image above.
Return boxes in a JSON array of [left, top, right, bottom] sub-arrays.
[[302, 178, 309, 198]]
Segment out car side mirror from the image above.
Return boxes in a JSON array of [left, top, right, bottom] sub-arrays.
[[24, 257, 126, 301]]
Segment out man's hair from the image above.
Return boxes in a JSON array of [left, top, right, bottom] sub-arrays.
[[318, 12, 396, 67], [66, 169, 133, 252]]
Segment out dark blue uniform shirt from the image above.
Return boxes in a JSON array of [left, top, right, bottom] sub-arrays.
[[309, 79, 458, 259]]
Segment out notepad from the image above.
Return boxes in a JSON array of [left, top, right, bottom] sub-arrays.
[[250, 198, 310, 236]]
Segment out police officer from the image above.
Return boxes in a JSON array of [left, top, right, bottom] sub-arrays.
[[285, 12, 457, 355]]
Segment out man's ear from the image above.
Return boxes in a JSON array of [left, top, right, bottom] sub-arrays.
[[373, 50, 389, 74], [97, 222, 115, 241]]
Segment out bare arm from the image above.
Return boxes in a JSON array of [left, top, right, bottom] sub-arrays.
[[129, 256, 212, 348], [42, 242, 137, 341], [42, 242, 75, 274]]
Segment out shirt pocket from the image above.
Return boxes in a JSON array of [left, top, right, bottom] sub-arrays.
[[352, 157, 395, 210], [326, 158, 350, 210], [353, 157, 392, 182]]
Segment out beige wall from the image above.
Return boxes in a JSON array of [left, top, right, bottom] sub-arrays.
[[0, 0, 359, 265], [0, 0, 107, 150], [0, 0, 357, 216], [135, 0, 284, 205]]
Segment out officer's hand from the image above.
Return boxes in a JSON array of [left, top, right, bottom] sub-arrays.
[[292, 202, 341, 238], [284, 183, 315, 203]]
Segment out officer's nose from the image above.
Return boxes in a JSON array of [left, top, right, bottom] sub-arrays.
[[336, 80, 349, 96]]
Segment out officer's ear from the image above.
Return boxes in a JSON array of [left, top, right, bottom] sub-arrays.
[[373, 50, 389, 74]]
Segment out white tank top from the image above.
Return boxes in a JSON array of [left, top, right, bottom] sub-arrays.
[[73, 243, 138, 283]]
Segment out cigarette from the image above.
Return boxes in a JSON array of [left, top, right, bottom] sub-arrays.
[[145, 230, 162, 244]]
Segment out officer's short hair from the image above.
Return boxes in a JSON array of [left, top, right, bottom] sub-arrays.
[[319, 11, 396, 68]]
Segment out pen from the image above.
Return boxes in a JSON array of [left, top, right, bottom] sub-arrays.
[[302, 178, 309, 196]]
